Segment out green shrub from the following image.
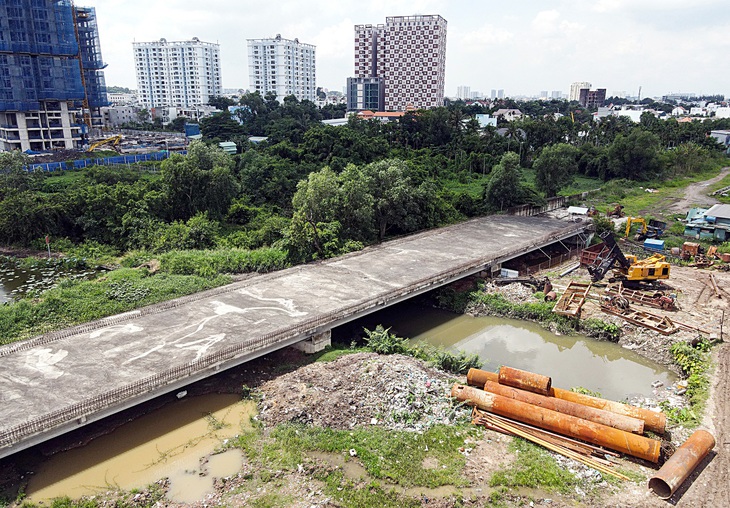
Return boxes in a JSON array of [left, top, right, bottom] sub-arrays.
[[362, 325, 481, 374], [158, 247, 288, 277]]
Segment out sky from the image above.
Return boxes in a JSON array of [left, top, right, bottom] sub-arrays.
[[81, 0, 729, 99]]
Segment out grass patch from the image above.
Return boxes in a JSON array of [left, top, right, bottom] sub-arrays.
[[467, 289, 620, 341], [318, 471, 421, 508], [313, 343, 367, 363], [158, 247, 288, 277], [232, 422, 476, 489], [660, 339, 713, 427], [0, 268, 230, 345], [489, 438, 577, 493]]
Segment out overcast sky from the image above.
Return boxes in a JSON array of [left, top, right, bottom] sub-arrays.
[[82, 0, 729, 99]]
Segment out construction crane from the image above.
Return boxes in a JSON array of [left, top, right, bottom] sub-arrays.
[[86, 135, 122, 153], [72, 3, 92, 140]]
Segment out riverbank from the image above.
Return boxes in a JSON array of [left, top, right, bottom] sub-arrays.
[[1, 261, 726, 507]]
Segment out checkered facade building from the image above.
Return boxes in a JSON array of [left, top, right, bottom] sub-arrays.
[[354, 15, 447, 111]]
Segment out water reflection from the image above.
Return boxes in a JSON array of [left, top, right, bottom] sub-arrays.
[[0, 257, 97, 303], [25, 394, 253, 503], [344, 301, 676, 402]]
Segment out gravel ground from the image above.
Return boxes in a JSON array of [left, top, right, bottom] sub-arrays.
[[257, 352, 470, 431]]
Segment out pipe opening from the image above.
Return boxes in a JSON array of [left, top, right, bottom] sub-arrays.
[[648, 478, 672, 499]]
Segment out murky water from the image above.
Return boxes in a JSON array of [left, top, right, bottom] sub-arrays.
[[0, 257, 97, 303], [25, 394, 252, 503], [346, 301, 677, 402]]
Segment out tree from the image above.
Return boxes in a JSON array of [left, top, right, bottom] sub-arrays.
[[484, 152, 524, 211], [0, 150, 37, 196], [290, 166, 343, 257], [200, 112, 245, 141], [361, 159, 424, 241], [208, 95, 236, 110], [161, 141, 239, 220], [533, 143, 578, 197], [169, 116, 189, 133], [606, 129, 662, 180]]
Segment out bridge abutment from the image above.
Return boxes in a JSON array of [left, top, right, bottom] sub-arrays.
[[293, 330, 332, 354]]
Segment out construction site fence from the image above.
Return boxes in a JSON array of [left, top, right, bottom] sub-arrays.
[[523, 246, 582, 275], [506, 189, 602, 217], [0, 225, 584, 449], [27, 151, 185, 172]]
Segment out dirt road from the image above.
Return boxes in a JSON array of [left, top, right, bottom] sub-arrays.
[[668, 167, 729, 213]]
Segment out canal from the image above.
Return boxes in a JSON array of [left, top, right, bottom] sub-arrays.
[[13, 290, 676, 504]]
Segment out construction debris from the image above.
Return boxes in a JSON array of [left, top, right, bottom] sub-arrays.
[[649, 430, 716, 499], [552, 281, 592, 317], [452, 383, 661, 462], [466, 368, 666, 434], [605, 283, 677, 311], [600, 301, 679, 335]]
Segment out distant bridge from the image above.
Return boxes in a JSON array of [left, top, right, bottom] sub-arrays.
[[0, 215, 589, 458]]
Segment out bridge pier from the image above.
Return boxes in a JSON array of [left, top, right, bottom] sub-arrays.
[[293, 330, 332, 354]]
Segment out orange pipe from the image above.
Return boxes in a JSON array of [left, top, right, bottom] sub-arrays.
[[483, 381, 644, 434], [452, 384, 661, 463], [467, 368, 666, 434], [498, 366, 552, 395], [649, 430, 715, 499]]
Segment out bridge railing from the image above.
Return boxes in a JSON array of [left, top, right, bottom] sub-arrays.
[[0, 224, 587, 449]]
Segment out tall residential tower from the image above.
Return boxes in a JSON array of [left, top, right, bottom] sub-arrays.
[[247, 34, 316, 102], [0, 0, 108, 151], [350, 15, 447, 111], [133, 38, 222, 109]]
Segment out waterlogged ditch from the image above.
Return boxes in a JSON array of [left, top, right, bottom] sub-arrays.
[[24, 394, 254, 504], [342, 301, 677, 402], [0, 257, 98, 303]]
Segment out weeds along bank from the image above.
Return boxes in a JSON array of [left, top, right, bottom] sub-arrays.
[[0, 246, 288, 345], [436, 277, 716, 432]]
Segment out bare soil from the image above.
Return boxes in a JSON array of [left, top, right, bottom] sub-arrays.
[[667, 167, 729, 214]]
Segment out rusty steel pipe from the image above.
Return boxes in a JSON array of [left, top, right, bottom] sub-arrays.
[[498, 366, 552, 396], [648, 430, 715, 499], [452, 384, 661, 463], [467, 368, 667, 435], [483, 381, 645, 434]]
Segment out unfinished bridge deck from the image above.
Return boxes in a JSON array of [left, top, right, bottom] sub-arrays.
[[0, 215, 587, 458]]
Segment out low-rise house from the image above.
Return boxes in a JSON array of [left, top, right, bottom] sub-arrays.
[[492, 109, 523, 121], [683, 205, 730, 241]]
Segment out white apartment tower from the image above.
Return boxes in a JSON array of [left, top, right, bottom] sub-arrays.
[[247, 35, 316, 102], [354, 15, 447, 111], [133, 38, 222, 109], [569, 81, 592, 102]]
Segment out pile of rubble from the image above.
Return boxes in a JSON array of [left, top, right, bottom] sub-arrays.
[[480, 281, 536, 305], [257, 352, 469, 431]]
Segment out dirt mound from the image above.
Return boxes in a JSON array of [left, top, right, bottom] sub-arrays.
[[257, 352, 468, 431]]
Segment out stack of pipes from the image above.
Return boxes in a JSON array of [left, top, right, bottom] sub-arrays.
[[453, 367, 715, 498]]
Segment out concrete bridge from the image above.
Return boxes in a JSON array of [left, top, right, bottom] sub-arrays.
[[0, 215, 588, 458]]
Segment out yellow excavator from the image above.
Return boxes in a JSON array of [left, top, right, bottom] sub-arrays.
[[588, 232, 670, 287], [625, 216, 667, 241], [86, 135, 122, 153]]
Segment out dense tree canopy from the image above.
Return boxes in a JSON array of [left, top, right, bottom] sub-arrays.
[[1, 96, 728, 262]]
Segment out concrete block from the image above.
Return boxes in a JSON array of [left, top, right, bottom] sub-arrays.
[[293, 330, 332, 354]]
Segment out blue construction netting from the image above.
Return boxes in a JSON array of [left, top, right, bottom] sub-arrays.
[[0, 0, 79, 56], [27, 150, 188, 173], [0, 1, 87, 111]]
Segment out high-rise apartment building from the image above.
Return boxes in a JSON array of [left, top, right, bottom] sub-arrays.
[[0, 0, 108, 151], [133, 38, 222, 109], [352, 15, 447, 111], [457, 86, 471, 100], [569, 81, 592, 102], [346, 77, 385, 111], [247, 34, 316, 102], [579, 88, 606, 108]]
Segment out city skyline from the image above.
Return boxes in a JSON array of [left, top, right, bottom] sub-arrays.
[[78, 0, 728, 99]]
